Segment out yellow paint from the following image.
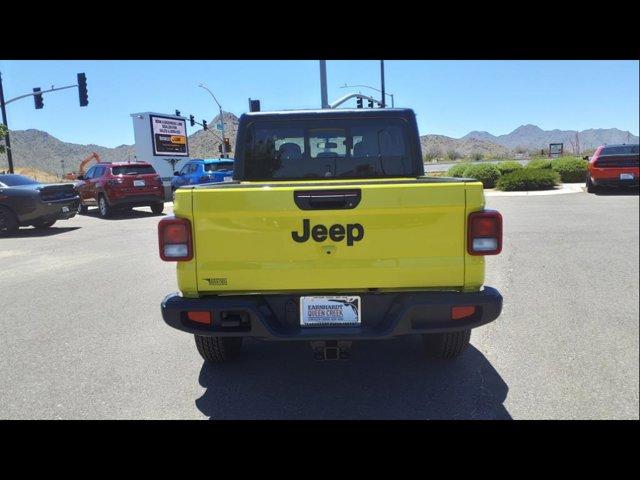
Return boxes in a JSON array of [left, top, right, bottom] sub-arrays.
[[173, 179, 486, 295]]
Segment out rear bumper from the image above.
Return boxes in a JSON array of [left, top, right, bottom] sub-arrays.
[[107, 194, 164, 207], [18, 197, 80, 224], [160, 287, 503, 340], [591, 177, 639, 188]]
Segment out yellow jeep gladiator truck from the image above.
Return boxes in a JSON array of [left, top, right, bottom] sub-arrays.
[[159, 108, 503, 362]]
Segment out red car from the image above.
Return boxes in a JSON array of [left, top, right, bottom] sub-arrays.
[[76, 162, 165, 218], [586, 144, 639, 193]]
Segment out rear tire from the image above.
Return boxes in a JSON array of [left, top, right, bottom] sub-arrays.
[[422, 329, 471, 359], [0, 205, 19, 236], [586, 176, 597, 193], [33, 219, 56, 229], [195, 335, 243, 364], [151, 202, 164, 214], [98, 195, 112, 218]]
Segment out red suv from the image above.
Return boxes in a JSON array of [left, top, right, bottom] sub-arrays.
[[76, 162, 165, 218], [587, 144, 639, 193]]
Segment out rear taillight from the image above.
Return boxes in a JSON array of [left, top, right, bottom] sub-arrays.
[[468, 210, 502, 255], [158, 216, 193, 261], [106, 178, 124, 186]]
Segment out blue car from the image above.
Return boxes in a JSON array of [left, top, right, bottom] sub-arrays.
[[171, 158, 234, 193]]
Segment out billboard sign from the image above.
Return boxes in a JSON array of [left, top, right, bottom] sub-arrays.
[[150, 115, 189, 156], [549, 143, 563, 158]]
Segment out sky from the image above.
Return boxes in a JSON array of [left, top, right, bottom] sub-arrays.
[[0, 60, 638, 148]]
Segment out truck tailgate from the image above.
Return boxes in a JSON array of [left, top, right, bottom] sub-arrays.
[[188, 180, 474, 293]]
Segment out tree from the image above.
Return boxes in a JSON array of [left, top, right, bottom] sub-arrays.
[[446, 149, 460, 161], [470, 151, 483, 162], [424, 147, 441, 162], [0, 123, 7, 154]]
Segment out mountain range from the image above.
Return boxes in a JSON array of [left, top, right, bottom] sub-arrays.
[[1, 113, 637, 175]]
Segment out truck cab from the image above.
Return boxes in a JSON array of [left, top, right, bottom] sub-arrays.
[[159, 108, 503, 362]]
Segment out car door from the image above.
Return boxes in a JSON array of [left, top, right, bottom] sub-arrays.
[[176, 163, 192, 187], [188, 163, 202, 184], [88, 166, 103, 204], [79, 166, 95, 204]]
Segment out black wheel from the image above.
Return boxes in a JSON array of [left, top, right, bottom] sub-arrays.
[[77, 202, 87, 214], [0, 205, 19, 236], [194, 335, 243, 363], [422, 329, 471, 359], [151, 202, 164, 214], [33, 219, 56, 229], [98, 195, 112, 218], [586, 176, 597, 193]]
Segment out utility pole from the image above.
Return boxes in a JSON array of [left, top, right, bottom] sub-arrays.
[[320, 60, 329, 109], [0, 71, 14, 173], [380, 60, 386, 108]]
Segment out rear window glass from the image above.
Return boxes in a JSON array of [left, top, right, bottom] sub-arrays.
[[242, 118, 412, 180], [0, 174, 38, 186], [111, 165, 156, 175], [204, 162, 234, 172], [601, 145, 639, 156]]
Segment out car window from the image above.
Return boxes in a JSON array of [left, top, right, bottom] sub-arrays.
[[243, 118, 411, 180], [601, 145, 639, 156], [204, 162, 234, 172], [189, 163, 200, 174], [112, 165, 157, 175], [180, 164, 191, 175], [85, 167, 95, 179], [0, 174, 39, 186]]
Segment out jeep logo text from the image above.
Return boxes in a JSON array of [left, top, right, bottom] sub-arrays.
[[292, 219, 364, 246]]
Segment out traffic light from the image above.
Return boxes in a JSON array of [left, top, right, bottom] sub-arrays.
[[77, 73, 88, 107], [218, 144, 223, 153], [189, 115, 195, 127], [224, 137, 231, 152], [356, 97, 363, 108], [367, 99, 374, 108], [202, 120, 208, 130], [249, 98, 261, 112], [175, 110, 181, 117], [33, 88, 44, 109]]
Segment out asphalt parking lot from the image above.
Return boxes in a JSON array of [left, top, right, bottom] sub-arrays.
[[0, 188, 638, 419]]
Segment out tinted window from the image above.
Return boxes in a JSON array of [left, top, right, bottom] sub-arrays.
[[180, 164, 191, 175], [204, 162, 234, 172], [243, 118, 412, 180], [84, 167, 96, 179], [0, 174, 39, 186], [111, 165, 156, 175], [601, 145, 639, 156]]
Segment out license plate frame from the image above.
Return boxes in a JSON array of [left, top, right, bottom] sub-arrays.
[[133, 179, 146, 187], [300, 296, 362, 327], [620, 173, 634, 180], [61, 206, 70, 213]]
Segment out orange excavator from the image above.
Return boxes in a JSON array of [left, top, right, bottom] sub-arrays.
[[65, 152, 101, 180]]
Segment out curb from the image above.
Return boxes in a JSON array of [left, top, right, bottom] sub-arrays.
[[485, 183, 585, 197]]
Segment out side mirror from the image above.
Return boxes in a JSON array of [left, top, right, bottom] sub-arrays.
[[582, 156, 589, 161], [173, 171, 180, 176], [76, 175, 85, 180]]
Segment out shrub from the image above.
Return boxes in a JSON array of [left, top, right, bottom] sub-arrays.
[[496, 161, 523, 175], [470, 152, 483, 162], [462, 163, 501, 188], [496, 169, 560, 191], [526, 158, 553, 170], [447, 162, 471, 177], [424, 148, 440, 162], [551, 157, 588, 182]]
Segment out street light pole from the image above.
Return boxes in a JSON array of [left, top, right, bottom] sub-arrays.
[[380, 60, 386, 108], [0, 71, 15, 173], [320, 60, 329, 108], [198, 83, 227, 158]]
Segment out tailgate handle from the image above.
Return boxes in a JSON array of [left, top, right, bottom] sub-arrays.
[[294, 189, 361, 210]]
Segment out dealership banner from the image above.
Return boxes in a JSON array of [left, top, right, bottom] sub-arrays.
[[150, 115, 189, 156]]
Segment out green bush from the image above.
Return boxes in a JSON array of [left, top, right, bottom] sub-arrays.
[[496, 169, 560, 191], [462, 163, 501, 188], [496, 161, 523, 175], [551, 157, 588, 182], [447, 162, 472, 177], [526, 158, 553, 170]]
